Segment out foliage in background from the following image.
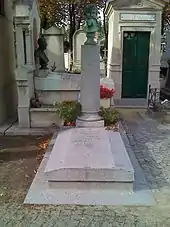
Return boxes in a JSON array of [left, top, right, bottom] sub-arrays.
[[38, 0, 106, 49], [99, 107, 119, 126], [55, 100, 81, 123], [162, 3, 170, 34], [103, 2, 108, 50]]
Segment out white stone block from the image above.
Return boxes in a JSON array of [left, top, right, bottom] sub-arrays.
[[73, 29, 86, 69], [48, 181, 133, 191], [76, 119, 104, 128], [30, 108, 62, 128], [43, 27, 65, 72], [77, 45, 103, 126], [18, 107, 30, 128], [44, 128, 134, 182], [35, 72, 81, 90], [38, 69, 49, 78]]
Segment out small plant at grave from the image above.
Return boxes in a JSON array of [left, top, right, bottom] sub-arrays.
[[55, 100, 81, 126], [100, 85, 115, 99], [99, 107, 119, 127], [71, 68, 81, 74]]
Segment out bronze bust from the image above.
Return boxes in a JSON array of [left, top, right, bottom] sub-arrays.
[[84, 4, 99, 45], [34, 36, 49, 69]]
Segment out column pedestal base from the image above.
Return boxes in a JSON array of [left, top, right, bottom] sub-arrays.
[[76, 112, 104, 128]]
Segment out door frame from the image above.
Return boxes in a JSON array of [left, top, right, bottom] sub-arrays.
[[120, 26, 153, 100]]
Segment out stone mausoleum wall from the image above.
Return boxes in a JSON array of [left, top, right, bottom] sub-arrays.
[[0, 0, 17, 124]]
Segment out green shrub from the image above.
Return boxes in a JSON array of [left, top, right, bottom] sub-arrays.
[[55, 100, 81, 123], [99, 107, 119, 126]]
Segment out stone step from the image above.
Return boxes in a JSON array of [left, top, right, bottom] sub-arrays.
[[160, 88, 170, 101], [114, 98, 147, 108], [30, 107, 61, 128], [48, 181, 133, 191], [4, 122, 57, 136]]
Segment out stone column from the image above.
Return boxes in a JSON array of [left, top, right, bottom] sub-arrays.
[[72, 29, 86, 71], [24, 26, 34, 65], [16, 80, 30, 127], [76, 44, 104, 127], [15, 25, 25, 67]]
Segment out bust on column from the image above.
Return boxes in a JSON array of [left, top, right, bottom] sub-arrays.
[[34, 36, 49, 69], [84, 4, 99, 45], [76, 4, 104, 127]]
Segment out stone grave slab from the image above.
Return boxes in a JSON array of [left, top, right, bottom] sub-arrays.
[[44, 128, 134, 183], [24, 131, 155, 205]]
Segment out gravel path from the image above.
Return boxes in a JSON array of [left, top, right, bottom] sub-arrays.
[[1, 204, 170, 227], [1, 111, 170, 226]]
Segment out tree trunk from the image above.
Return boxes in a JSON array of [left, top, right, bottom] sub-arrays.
[[72, 4, 76, 35], [69, 4, 73, 51], [69, 4, 76, 52], [69, 4, 77, 70], [77, 16, 82, 30]]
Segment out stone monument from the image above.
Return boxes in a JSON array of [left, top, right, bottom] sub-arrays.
[[43, 26, 65, 72], [83, 4, 99, 45], [44, 4, 134, 193], [34, 36, 49, 69], [76, 4, 104, 127], [72, 29, 86, 71], [34, 36, 49, 77]]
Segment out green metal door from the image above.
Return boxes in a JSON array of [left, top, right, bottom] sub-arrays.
[[122, 32, 150, 98]]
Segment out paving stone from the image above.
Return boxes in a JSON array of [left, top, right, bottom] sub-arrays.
[[24, 126, 154, 206], [78, 217, 95, 227], [121, 115, 170, 205]]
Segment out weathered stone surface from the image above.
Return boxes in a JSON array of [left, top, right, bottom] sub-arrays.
[[76, 118, 104, 128], [24, 126, 154, 205], [48, 181, 133, 191], [3, 110, 170, 224], [77, 45, 101, 126], [44, 128, 134, 182], [73, 29, 86, 69], [43, 26, 65, 72]]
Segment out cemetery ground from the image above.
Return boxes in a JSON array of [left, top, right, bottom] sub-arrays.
[[1, 110, 170, 226]]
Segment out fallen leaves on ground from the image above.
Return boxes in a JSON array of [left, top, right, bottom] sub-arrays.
[[35, 137, 51, 173]]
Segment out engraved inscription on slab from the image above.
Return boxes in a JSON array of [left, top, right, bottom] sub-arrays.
[[61, 74, 82, 80], [72, 128, 100, 147], [120, 13, 156, 22]]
